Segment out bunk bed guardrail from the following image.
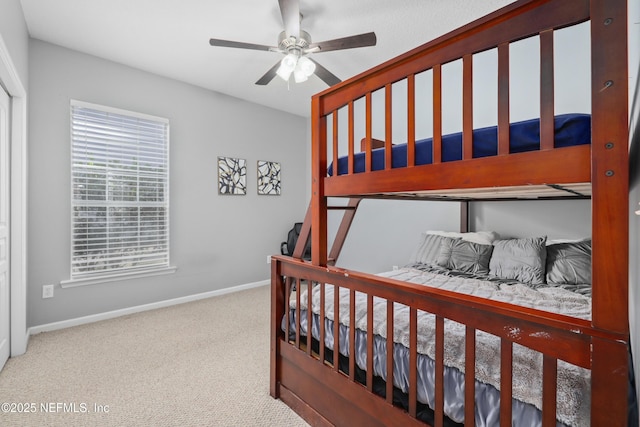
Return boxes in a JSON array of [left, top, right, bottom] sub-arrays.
[[270, 257, 630, 426]]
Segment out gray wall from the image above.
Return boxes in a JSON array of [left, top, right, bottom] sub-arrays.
[[330, 199, 461, 273], [629, 82, 640, 427], [470, 200, 591, 240], [28, 40, 307, 327], [628, 0, 640, 408], [328, 199, 591, 275]]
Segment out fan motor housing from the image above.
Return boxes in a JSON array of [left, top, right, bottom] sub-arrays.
[[278, 30, 311, 52]]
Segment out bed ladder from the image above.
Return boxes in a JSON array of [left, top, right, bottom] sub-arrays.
[[292, 198, 362, 266]]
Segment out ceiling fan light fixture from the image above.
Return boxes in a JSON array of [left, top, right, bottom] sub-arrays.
[[297, 56, 316, 77], [276, 53, 298, 81], [293, 68, 308, 83]]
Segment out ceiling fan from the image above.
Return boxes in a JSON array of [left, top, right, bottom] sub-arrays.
[[209, 0, 377, 86]]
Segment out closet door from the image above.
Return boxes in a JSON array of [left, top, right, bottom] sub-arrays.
[[0, 85, 10, 371]]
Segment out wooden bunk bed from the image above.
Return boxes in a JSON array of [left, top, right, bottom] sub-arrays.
[[270, 0, 634, 426]]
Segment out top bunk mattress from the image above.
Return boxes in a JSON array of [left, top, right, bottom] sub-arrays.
[[328, 113, 591, 176]]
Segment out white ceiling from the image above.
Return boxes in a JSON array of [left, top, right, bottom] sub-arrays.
[[20, 0, 516, 118]]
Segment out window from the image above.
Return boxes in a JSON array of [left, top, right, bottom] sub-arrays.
[[69, 100, 171, 283]]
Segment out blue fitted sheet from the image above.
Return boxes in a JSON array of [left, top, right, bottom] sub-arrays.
[[328, 113, 591, 176]]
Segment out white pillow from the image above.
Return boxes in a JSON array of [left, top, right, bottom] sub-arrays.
[[426, 230, 500, 246], [546, 237, 590, 245]]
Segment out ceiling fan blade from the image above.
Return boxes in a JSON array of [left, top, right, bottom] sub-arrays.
[[278, 0, 300, 38], [209, 39, 276, 52], [308, 32, 377, 53], [309, 59, 341, 86], [255, 61, 282, 86]]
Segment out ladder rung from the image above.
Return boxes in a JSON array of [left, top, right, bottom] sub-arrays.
[[327, 206, 357, 210]]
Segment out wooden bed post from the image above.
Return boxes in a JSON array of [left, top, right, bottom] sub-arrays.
[[590, 0, 629, 333], [311, 96, 328, 266], [460, 201, 469, 233], [270, 257, 284, 399], [589, 0, 629, 424]]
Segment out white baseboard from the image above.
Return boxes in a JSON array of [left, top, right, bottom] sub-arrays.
[[10, 331, 28, 357], [28, 279, 269, 336]]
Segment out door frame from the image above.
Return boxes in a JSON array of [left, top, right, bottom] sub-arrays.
[[0, 35, 28, 357]]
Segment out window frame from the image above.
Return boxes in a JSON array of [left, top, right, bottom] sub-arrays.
[[62, 100, 174, 287]]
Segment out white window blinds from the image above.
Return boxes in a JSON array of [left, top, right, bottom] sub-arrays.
[[70, 101, 170, 280]]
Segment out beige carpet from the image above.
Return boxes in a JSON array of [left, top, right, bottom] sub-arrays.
[[0, 285, 309, 426]]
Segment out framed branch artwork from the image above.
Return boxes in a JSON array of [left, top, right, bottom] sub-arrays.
[[218, 156, 247, 195], [257, 160, 281, 195]]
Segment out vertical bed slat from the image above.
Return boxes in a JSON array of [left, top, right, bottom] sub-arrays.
[[284, 277, 291, 344], [540, 29, 555, 151], [465, 327, 476, 427], [295, 278, 301, 349], [500, 340, 513, 426], [348, 101, 355, 175], [497, 43, 510, 156], [434, 316, 445, 427], [432, 64, 442, 163], [386, 300, 395, 404], [409, 307, 418, 417], [462, 54, 473, 160], [319, 282, 325, 364], [365, 92, 372, 172], [385, 84, 393, 170], [542, 355, 557, 426], [349, 289, 356, 381], [366, 294, 374, 391], [332, 112, 339, 177], [407, 74, 416, 167], [333, 284, 340, 372], [306, 281, 313, 356]]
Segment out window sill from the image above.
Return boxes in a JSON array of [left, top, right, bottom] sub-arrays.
[[60, 266, 177, 288]]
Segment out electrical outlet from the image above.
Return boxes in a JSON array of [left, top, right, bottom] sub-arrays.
[[266, 255, 272, 264], [42, 284, 54, 299], [392, 265, 399, 271]]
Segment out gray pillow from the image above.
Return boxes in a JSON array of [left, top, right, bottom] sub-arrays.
[[546, 240, 591, 285], [489, 237, 547, 284], [409, 233, 455, 266], [436, 237, 494, 274]]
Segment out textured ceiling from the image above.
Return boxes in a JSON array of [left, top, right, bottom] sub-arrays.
[[20, 0, 516, 117]]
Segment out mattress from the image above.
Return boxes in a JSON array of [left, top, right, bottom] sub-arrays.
[[328, 114, 591, 176]]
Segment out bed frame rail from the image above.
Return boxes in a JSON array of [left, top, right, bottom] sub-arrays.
[[270, 256, 629, 426]]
